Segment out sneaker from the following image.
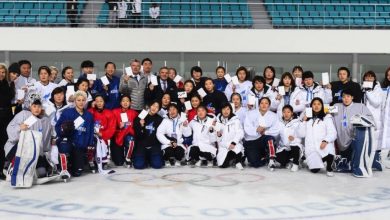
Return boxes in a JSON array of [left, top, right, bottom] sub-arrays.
[[207, 161, 213, 168], [0, 173, 6, 181], [291, 164, 299, 172], [286, 163, 293, 170], [175, 161, 181, 167], [326, 171, 334, 177], [235, 162, 244, 170], [190, 159, 197, 168], [165, 161, 171, 167], [268, 159, 276, 172], [195, 160, 202, 167], [180, 160, 187, 166]]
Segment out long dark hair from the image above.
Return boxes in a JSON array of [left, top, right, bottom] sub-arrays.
[[310, 97, 326, 121], [383, 67, 390, 88], [279, 72, 296, 92], [219, 102, 235, 121]]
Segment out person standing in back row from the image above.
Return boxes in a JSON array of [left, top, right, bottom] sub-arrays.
[[329, 67, 363, 105], [132, 0, 142, 28]]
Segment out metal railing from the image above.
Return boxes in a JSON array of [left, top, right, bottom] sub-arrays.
[[0, 1, 389, 29]]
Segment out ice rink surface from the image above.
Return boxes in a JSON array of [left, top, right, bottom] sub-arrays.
[[1, 166, 390, 220]]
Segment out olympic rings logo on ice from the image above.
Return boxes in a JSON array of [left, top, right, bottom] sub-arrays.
[[107, 172, 266, 188]]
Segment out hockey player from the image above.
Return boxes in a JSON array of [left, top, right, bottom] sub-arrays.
[[156, 103, 186, 167], [133, 100, 164, 169], [276, 105, 303, 172], [243, 97, 279, 171], [31, 66, 58, 104], [216, 102, 245, 170], [111, 95, 138, 167], [247, 76, 277, 111], [55, 91, 94, 177], [224, 66, 252, 107], [95, 62, 121, 109], [203, 77, 228, 115], [183, 105, 217, 167], [298, 97, 337, 177]]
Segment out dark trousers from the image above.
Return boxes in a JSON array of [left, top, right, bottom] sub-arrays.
[[133, 145, 163, 169], [189, 146, 213, 161], [276, 146, 300, 166], [132, 13, 141, 27], [244, 135, 276, 168], [110, 140, 125, 166], [220, 151, 243, 168], [163, 146, 185, 161], [0, 112, 12, 173], [310, 154, 334, 173]]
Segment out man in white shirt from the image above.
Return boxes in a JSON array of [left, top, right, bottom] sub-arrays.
[[149, 2, 160, 26], [15, 60, 36, 91], [131, 0, 142, 27]]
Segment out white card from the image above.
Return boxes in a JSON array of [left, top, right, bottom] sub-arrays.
[[173, 75, 182, 83], [295, 77, 302, 86], [322, 72, 330, 85], [150, 75, 158, 86], [248, 95, 256, 105], [125, 67, 133, 76], [87, 74, 97, 81], [305, 108, 313, 118], [278, 86, 286, 96], [120, 113, 128, 123], [231, 76, 240, 85], [73, 78, 78, 83], [177, 91, 187, 99], [329, 105, 339, 113], [43, 104, 56, 116], [224, 74, 232, 83], [24, 115, 38, 128], [230, 102, 235, 113], [74, 116, 85, 128], [138, 109, 149, 119], [66, 85, 75, 95], [197, 88, 207, 98], [272, 78, 280, 87], [184, 101, 192, 110], [101, 76, 110, 86], [16, 89, 25, 100], [179, 112, 187, 122], [362, 81, 373, 88]]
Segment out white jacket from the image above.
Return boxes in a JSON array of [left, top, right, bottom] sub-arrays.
[[297, 114, 337, 169], [182, 115, 217, 156], [31, 81, 58, 104], [117, 1, 128, 19], [215, 115, 244, 166], [243, 109, 280, 141], [132, 0, 142, 13], [363, 82, 383, 128], [156, 116, 185, 150], [290, 83, 332, 113], [234, 106, 247, 127], [247, 85, 278, 111], [277, 118, 303, 153], [224, 80, 252, 107], [379, 86, 390, 149], [149, 6, 160, 19]]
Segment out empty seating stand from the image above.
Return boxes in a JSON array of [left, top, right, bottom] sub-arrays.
[[0, 0, 86, 26], [97, 0, 253, 28], [265, 0, 390, 28]]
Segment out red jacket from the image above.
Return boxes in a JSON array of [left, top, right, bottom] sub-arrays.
[[112, 108, 138, 146], [88, 108, 116, 143]]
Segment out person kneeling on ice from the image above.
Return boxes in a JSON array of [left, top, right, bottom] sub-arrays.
[[331, 89, 378, 177], [183, 105, 217, 167], [4, 91, 55, 185], [276, 105, 303, 172], [55, 91, 94, 177], [215, 102, 245, 170], [133, 101, 164, 169], [243, 97, 279, 171], [297, 97, 337, 177], [156, 103, 187, 167]]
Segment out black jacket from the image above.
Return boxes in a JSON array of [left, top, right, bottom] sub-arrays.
[[144, 76, 178, 105], [0, 79, 14, 111], [330, 80, 363, 105], [134, 113, 163, 148], [203, 90, 228, 115]]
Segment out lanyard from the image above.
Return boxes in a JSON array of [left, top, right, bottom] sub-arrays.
[[342, 108, 347, 128], [306, 88, 313, 102], [172, 118, 178, 133]]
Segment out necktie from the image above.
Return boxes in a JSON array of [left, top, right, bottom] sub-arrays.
[[163, 81, 167, 91]]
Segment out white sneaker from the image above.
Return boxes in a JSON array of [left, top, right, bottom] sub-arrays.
[[175, 161, 181, 167], [268, 159, 276, 172], [235, 163, 244, 170], [195, 160, 202, 167], [291, 164, 299, 172], [326, 171, 334, 177], [286, 163, 293, 170], [207, 161, 213, 167], [165, 161, 171, 167]]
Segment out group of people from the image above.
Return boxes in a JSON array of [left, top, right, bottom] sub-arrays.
[[0, 58, 389, 183]]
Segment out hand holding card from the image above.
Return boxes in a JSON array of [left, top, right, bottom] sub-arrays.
[[138, 109, 149, 119]]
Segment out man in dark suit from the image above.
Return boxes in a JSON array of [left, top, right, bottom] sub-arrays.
[[144, 67, 178, 105]]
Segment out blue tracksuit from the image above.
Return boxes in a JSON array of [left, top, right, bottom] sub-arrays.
[[95, 74, 121, 109], [213, 78, 228, 92]]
